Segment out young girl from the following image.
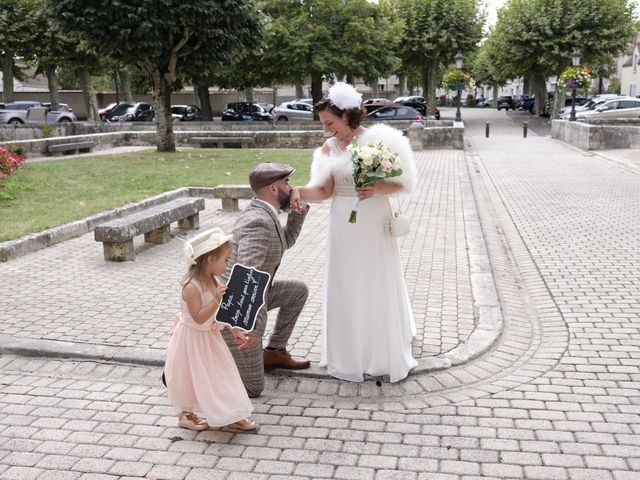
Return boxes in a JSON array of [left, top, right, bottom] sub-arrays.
[[164, 227, 258, 432]]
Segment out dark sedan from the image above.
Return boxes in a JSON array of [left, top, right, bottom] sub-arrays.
[[367, 106, 423, 121], [222, 102, 272, 122], [103, 102, 154, 122]]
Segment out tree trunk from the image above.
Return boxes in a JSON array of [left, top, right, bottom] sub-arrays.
[[398, 75, 405, 97], [422, 57, 437, 119], [196, 83, 213, 121], [371, 81, 379, 97], [45, 64, 60, 109], [2, 53, 14, 103], [295, 82, 304, 99], [598, 76, 604, 95], [78, 67, 100, 122], [152, 77, 175, 151], [244, 87, 254, 102], [550, 68, 567, 120], [119, 69, 133, 102], [311, 75, 323, 121], [272, 86, 277, 108], [192, 88, 200, 107], [492, 84, 499, 108], [531, 71, 547, 117], [346, 74, 354, 84]]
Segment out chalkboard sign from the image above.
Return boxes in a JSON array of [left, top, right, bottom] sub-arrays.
[[215, 263, 271, 332]]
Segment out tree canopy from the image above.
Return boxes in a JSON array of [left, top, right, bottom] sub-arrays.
[[49, 0, 263, 151]]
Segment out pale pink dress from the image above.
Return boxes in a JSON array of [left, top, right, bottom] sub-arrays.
[[164, 279, 253, 427]]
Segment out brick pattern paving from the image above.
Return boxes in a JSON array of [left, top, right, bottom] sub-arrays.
[[0, 151, 475, 362], [2, 110, 639, 479]]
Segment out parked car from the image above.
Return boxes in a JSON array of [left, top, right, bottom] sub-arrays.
[[514, 95, 535, 112], [0, 101, 76, 124], [497, 96, 516, 111], [170, 104, 202, 121], [103, 102, 154, 122], [478, 97, 493, 107], [367, 105, 423, 121], [363, 97, 390, 105], [390, 95, 440, 119], [222, 102, 272, 121], [363, 101, 399, 114], [575, 98, 640, 120], [560, 94, 623, 115], [272, 101, 314, 121], [297, 98, 313, 105], [254, 99, 274, 113], [99, 102, 120, 120], [393, 95, 424, 104]]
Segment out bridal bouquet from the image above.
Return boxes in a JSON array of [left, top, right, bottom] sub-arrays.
[[348, 141, 402, 223]]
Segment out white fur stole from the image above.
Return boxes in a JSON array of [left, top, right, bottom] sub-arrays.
[[308, 123, 417, 195]]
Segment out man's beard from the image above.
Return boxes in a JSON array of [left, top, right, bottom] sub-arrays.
[[277, 187, 291, 212]]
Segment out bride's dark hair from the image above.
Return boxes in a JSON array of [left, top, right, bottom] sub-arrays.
[[315, 98, 365, 129]]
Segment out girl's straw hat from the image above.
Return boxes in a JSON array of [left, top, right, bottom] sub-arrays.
[[184, 227, 232, 265]]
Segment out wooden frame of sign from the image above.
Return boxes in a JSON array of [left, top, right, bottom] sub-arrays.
[[215, 263, 271, 332]]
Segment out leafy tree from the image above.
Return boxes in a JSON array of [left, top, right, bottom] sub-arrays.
[[395, 0, 484, 118], [0, 0, 40, 102], [50, 0, 263, 151], [261, 0, 401, 115], [491, 0, 637, 117]]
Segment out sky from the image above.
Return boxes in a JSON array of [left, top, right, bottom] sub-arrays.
[[484, 0, 505, 28]]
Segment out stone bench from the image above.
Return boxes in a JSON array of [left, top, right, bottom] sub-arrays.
[[192, 136, 254, 148], [48, 141, 95, 156], [94, 197, 205, 261], [212, 184, 254, 212]]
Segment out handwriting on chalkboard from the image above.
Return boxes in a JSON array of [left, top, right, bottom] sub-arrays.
[[215, 263, 270, 332]]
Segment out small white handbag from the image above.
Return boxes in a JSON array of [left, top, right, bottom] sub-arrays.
[[386, 195, 410, 237]]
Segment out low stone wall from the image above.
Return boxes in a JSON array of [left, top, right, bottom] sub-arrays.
[[0, 120, 465, 156], [551, 119, 640, 150], [408, 121, 464, 150]]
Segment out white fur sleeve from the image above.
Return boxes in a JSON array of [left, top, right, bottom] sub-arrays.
[[308, 147, 341, 188], [359, 124, 417, 195]]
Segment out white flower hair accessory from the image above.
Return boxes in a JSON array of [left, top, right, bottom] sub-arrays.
[[184, 227, 232, 266], [328, 82, 362, 110]]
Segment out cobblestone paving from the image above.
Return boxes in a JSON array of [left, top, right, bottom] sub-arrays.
[[0, 150, 475, 362], [2, 110, 639, 479]]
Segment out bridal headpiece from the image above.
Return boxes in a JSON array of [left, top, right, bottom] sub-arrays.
[[184, 227, 232, 266], [328, 82, 362, 110]]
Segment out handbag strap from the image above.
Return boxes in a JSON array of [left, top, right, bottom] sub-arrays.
[[394, 193, 403, 215]]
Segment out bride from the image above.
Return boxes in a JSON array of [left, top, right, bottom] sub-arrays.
[[292, 82, 418, 383]]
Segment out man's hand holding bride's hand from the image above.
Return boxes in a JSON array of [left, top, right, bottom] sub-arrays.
[[290, 187, 307, 213]]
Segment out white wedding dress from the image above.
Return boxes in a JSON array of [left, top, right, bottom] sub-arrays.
[[309, 124, 418, 383]]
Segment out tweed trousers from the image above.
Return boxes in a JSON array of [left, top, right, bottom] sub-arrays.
[[222, 279, 308, 398]]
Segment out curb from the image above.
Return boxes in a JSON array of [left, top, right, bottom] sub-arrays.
[[0, 186, 215, 262]]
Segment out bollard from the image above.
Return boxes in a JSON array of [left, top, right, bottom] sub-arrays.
[[523, 121, 528, 138], [485, 121, 490, 138]]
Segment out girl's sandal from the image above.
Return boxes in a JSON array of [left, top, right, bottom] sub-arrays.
[[223, 418, 259, 433], [178, 412, 209, 431]]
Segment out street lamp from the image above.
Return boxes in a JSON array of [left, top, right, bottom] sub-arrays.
[[569, 47, 581, 121], [454, 51, 463, 122]]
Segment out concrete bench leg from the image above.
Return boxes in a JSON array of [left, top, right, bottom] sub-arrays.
[[221, 198, 240, 212], [144, 225, 171, 244], [103, 240, 134, 261], [178, 213, 199, 230]]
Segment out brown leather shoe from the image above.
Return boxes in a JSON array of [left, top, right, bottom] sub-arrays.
[[263, 348, 310, 370]]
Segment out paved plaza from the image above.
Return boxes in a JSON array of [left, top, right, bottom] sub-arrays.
[[1, 108, 639, 479]]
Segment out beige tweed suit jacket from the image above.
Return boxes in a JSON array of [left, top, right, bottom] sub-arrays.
[[222, 199, 308, 338]]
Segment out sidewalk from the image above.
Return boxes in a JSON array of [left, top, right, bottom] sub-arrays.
[[2, 111, 639, 479], [0, 146, 501, 397]]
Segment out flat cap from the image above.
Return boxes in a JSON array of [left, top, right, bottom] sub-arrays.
[[249, 162, 295, 191]]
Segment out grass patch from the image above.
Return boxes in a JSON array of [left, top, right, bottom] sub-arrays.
[[0, 148, 313, 242]]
